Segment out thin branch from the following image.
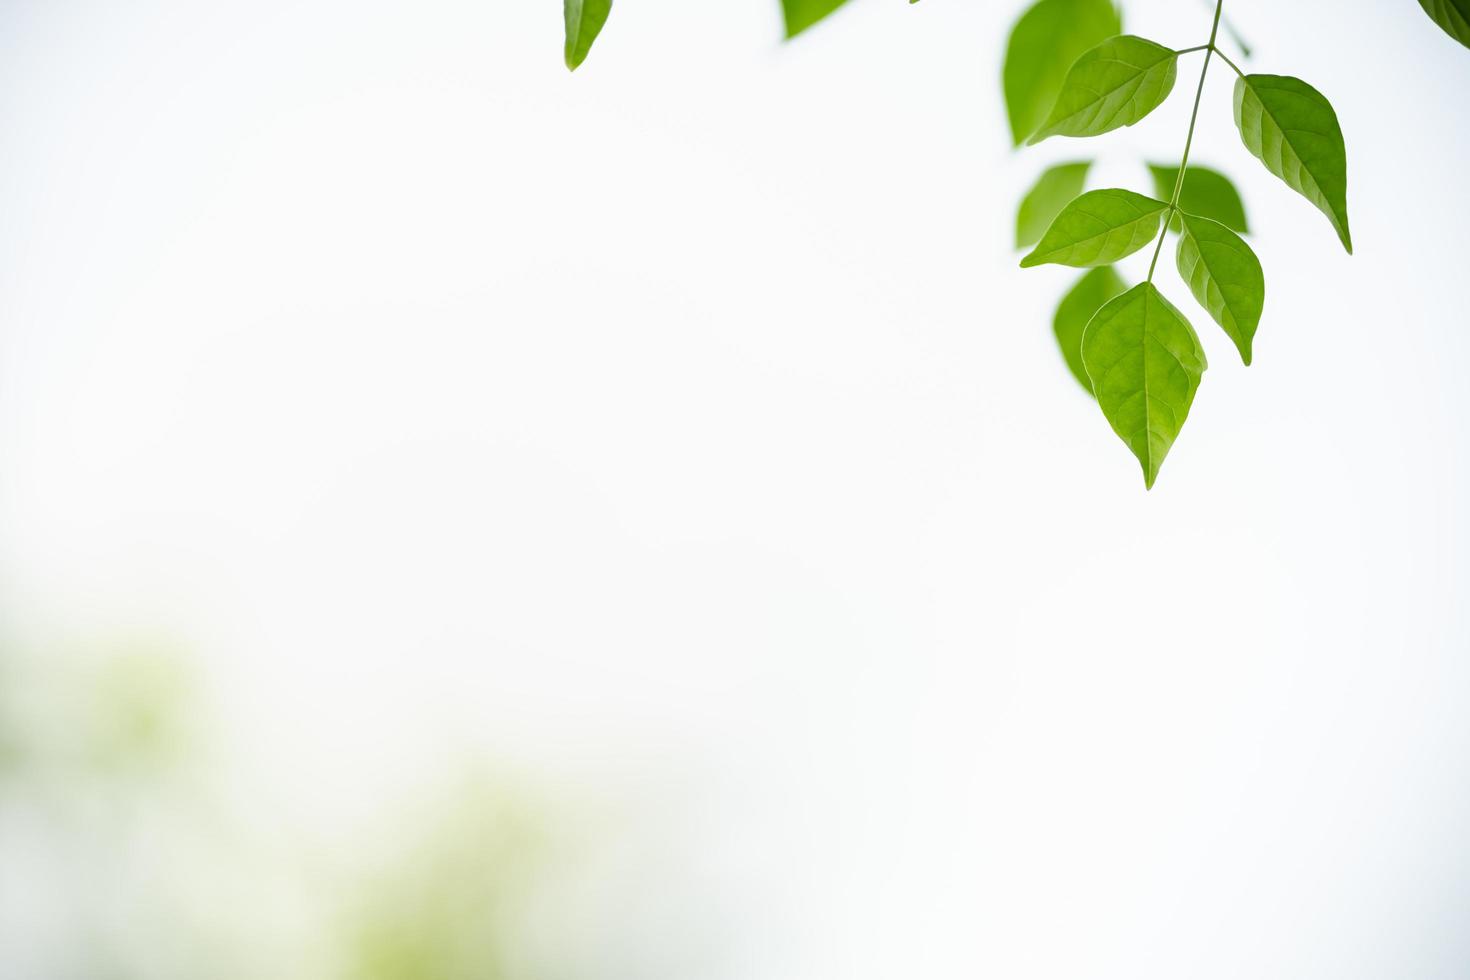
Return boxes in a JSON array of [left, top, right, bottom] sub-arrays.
[[1147, 0, 1225, 283]]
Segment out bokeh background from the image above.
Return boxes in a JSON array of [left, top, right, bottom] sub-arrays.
[[2, 1, 1468, 977]]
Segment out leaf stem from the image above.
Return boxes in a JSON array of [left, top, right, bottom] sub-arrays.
[[1147, 0, 1225, 283], [1211, 46, 1246, 78], [1175, 44, 1210, 55]]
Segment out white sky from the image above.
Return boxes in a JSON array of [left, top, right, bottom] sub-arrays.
[[2, 1, 1469, 978]]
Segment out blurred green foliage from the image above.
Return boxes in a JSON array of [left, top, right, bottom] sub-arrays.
[[1002, 0, 1122, 146], [1016, 161, 1092, 249], [83, 651, 193, 774], [0, 639, 194, 783], [1148, 163, 1249, 234], [0, 640, 568, 980], [343, 781, 548, 980]]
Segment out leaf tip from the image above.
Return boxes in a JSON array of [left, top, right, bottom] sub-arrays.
[[1019, 253, 1041, 269], [563, 40, 586, 71]]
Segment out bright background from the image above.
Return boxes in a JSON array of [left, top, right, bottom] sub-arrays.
[[2, 0, 1469, 977]]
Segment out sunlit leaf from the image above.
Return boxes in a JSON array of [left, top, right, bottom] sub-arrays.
[[1017, 162, 1092, 249], [1233, 74, 1352, 253], [1002, 0, 1122, 147], [564, 0, 612, 71], [1028, 35, 1177, 144], [1054, 266, 1126, 393], [1148, 163, 1249, 234], [1020, 188, 1169, 268], [1175, 213, 1264, 366], [1081, 283, 1207, 489], [782, 0, 850, 38], [1419, 0, 1470, 48]]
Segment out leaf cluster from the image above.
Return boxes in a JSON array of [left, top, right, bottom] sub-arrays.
[[551, 0, 1470, 489], [1006, 0, 1352, 488]]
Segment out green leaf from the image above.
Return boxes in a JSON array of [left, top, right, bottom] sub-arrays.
[[1027, 35, 1178, 144], [1082, 283, 1207, 489], [1233, 74, 1352, 253], [1147, 163, 1249, 234], [1002, 0, 1123, 147], [1054, 266, 1126, 394], [781, 0, 850, 38], [1175, 212, 1264, 366], [1020, 188, 1169, 268], [1419, 0, 1470, 48], [1017, 162, 1092, 249], [564, 0, 612, 71]]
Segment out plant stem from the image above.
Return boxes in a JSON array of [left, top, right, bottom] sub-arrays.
[[1147, 0, 1226, 283], [1198, 0, 1252, 57]]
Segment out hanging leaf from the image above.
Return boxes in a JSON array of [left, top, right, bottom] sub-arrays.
[[1054, 266, 1126, 393], [782, 0, 851, 38], [1175, 213, 1264, 366], [1027, 35, 1178, 144], [1419, 0, 1470, 48], [564, 0, 612, 71], [1147, 163, 1249, 234], [1002, 0, 1123, 147], [1017, 162, 1092, 249], [1233, 74, 1352, 253], [1020, 188, 1169, 268], [1081, 283, 1207, 489]]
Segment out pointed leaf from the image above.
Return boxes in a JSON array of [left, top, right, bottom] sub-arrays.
[[1082, 283, 1207, 489], [1028, 35, 1178, 144], [782, 0, 850, 38], [1148, 163, 1249, 234], [564, 0, 612, 71], [1054, 266, 1126, 394], [1419, 0, 1470, 49], [1233, 74, 1352, 253], [1175, 213, 1264, 366], [1020, 188, 1169, 268], [1017, 162, 1092, 249], [1003, 0, 1123, 147]]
